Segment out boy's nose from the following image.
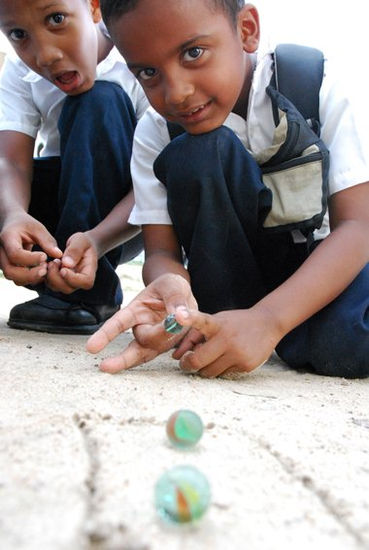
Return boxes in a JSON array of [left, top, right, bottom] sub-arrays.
[[35, 42, 63, 68], [164, 77, 194, 106]]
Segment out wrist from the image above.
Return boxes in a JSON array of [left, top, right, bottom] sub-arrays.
[[3, 206, 28, 220], [84, 229, 102, 258], [251, 300, 288, 346], [0, 208, 29, 229]]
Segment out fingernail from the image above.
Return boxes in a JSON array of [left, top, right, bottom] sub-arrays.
[[62, 256, 74, 267], [176, 306, 190, 318]]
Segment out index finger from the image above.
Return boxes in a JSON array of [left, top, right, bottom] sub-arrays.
[[86, 307, 137, 353], [99, 339, 159, 374], [3, 236, 47, 266], [174, 308, 220, 340]]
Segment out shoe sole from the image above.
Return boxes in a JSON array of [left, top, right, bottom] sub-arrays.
[[7, 319, 103, 335]]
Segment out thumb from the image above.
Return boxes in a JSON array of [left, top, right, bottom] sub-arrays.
[[62, 239, 86, 268], [174, 307, 218, 340], [152, 273, 197, 314]]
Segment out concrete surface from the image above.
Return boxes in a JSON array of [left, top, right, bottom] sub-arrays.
[[1, 263, 369, 550]]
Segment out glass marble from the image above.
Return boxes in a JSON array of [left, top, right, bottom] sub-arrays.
[[154, 465, 211, 524], [163, 313, 183, 334], [166, 409, 204, 449]]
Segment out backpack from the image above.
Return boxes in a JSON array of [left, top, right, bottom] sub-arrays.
[[166, 44, 329, 237]]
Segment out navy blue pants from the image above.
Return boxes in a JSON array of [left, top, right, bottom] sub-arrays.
[[154, 126, 369, 378], [29, 81, 142, 307]]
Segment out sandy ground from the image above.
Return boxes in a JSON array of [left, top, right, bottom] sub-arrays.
[[1, 263, 369, 550]]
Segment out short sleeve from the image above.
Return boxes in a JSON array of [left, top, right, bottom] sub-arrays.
[[128, 108, 172, 225], [0, 55, 40, 138], [320, 59, 369, 195]]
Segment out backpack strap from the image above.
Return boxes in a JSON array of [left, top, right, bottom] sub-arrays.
[[272, 43, 324, 131]]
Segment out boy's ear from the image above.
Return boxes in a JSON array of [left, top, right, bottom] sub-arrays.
[[89, 0, 102, 23], [238, 4, 260, 53]]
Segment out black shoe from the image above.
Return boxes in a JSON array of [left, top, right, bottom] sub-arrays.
[[8, 295, 120, 335]]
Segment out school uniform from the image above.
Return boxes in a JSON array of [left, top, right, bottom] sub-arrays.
[[128, 50, 369, 377], [0, 45, 148, 331]]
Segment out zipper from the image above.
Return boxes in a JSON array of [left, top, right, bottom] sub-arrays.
[[262, 150, 322, 175]]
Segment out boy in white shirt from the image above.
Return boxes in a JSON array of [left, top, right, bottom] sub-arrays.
[[88, 0, 369, 379], [0, 0, 148, 334]]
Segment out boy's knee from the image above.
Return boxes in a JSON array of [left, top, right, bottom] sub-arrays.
[[312, 355, 369, 379], [310, 317, 369, 378], [59, 81, 136, 142], [61, 81, 135, 129], [63, 81, 133, 111], [279, 340, 369, 379], [277, 312, 369, 379], [154, 125, 251, 184], [307, 269, 369, 378]]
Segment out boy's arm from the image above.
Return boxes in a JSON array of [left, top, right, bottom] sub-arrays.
[[0, 130, 62, 285], [84, 189, 141, 257], [89, 181, 369, 377], [142, 224, 189, 283], [253, 181, 369, 337], [174, 181, 369, 377], [48, 189, 142, 293]]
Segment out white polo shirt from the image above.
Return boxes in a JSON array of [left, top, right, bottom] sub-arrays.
[[0, 46, 148, 157], [128, 50, 369, 240]]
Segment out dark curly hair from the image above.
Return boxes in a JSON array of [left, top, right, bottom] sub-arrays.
[[100, 0, 245, 28]]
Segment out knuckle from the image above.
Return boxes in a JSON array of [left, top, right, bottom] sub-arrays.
[[187, 353, 200, 369], [7, 251, 20, 264], [2, 267, 12, 280], [181, 351, 201, 371]]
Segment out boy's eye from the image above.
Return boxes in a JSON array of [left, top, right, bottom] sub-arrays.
[[48, 13, 65, 26], [183, 47, 204, 62], [8, 28, 26, 42], [138, 68, 157, 81]]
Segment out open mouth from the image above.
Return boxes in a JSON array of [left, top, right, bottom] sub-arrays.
[[56, 71, 77, 84], [53, 71, 81, 93]]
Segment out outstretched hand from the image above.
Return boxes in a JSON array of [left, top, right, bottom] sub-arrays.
[[86, 273, 198, 373]]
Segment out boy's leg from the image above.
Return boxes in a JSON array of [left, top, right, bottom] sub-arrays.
[[154, 126, 298, 313], [155, 126, 369, 378], [55, 80, 137, 306], [276, 264, 369, 378], [8, 81, 141, 334]]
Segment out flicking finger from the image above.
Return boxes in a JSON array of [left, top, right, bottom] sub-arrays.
[[86, 308, 137, 354], [99, 340, 159, 374], [172, 328, 204, 359], [179, 335, 225, 373], [175, 308, 220, 340]]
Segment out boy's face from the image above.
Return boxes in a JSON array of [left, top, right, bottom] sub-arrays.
[[109, 0, 259, 134], [0, 0, 102, 95]]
